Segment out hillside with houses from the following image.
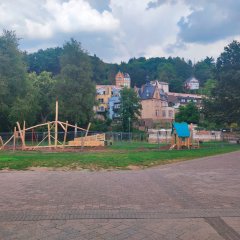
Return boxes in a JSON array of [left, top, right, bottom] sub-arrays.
[[0, 31, 239, 133], [96, 71, 202, 129]]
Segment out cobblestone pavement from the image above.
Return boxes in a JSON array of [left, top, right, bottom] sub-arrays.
[[0, 151, 240, 239]]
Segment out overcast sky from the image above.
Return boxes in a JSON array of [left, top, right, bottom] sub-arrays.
[[1, 0, 240, 63]]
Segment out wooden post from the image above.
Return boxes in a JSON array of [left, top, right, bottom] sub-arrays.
[[23, 121, 26, 144], [16, 122, 26, 149], [81, 131, 84, 149], [54, 100, 58, 148], [74, 123, 77, 138], [177, 137, 180, 150], [13, 127, 16, 151], [63, 121, 68, 147], [0, 136, 3, 147], [85, 123, 91, 137], [48, 122, 51, 146]]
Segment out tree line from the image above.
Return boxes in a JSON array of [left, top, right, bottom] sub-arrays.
[[0, 30, 240, 131], [0, 31, 95, 131]]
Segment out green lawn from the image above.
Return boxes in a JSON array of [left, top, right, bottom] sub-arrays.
[[0, 142, 239, 170]]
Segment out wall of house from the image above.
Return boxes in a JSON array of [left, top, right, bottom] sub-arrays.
[[140, 99, 175, 122], [115, 72, 130, 88], [96, 86, 113, 112]]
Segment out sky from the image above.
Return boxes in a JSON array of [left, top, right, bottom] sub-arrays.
[[0, 0, 240, 63]]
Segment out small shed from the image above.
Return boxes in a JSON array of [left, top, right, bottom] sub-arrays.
[[170, 122, 191, 150]]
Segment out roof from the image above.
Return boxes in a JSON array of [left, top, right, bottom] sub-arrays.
[[167, 92, 202, 99], [172, 122, 190, 137], [96, 85, 116, 89], [138, 82, 168, 101], [124, 73, 130, 78], [185, 76, 199, 84], [138, 82, 155, 99], [168, 94, 178, 104]]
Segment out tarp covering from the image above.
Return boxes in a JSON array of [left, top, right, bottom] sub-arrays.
[[172, 122, 190, 138]]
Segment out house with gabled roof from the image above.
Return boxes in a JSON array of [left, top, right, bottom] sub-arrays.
[[137, 80, 175, 127], [184, 76, 199, 90], [115, 71, 131, 88]]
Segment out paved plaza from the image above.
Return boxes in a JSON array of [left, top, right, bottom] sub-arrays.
[[0, 151, 240, 239]]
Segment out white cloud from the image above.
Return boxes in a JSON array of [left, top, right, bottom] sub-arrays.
[[0, 0, 239, 62], [0, 0, 119, 40], [45, 0, 119, 33], [145, 35, 240, 61], [109, 0, 190, 62], [25, 20, 53, 39]]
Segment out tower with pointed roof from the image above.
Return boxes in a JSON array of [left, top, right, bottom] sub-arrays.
[[115, 71, 131, 88]]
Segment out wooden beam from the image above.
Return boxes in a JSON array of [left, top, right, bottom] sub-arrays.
[[58, 121, 66, 131], [85, 122, 91, 137], [54, 100, 58, 148], [50, 135, 63, 145], [58, 121, 87, 131], [48, 122, 51, 146], [33, 133, 49, 149], [0, 136, 3, 147], [63, 121, 68, 147], [13, 127, 16, 151], [25, 122, 53, 131], [1, 134, 14, 149], [23, 121, 26, 141], [16, 122, 26, 149], [80, 122, 92, 149]]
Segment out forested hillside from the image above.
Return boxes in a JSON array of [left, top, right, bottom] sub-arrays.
[[27, 46, 215, 93], [0, 30, 239, 131]]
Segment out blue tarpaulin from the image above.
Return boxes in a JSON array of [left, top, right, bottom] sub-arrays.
[[172, 122, 190, 138]]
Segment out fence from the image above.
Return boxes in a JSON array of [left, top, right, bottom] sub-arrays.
[[0, 131, 148, 149], [0, 130, 239, 150]]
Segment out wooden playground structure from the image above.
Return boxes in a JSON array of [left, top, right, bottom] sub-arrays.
[[0, 100, 106, 151], [170, 122, 199, 150]]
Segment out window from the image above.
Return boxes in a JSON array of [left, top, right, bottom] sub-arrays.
[[114, 103, 120, 109], [98, 106, 105, 112], [162, 110, 166, 117], [155, 110, 159, 116], [98, 98, 104, 103], [169, 110, 173, 118]]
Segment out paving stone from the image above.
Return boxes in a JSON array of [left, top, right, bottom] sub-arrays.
[[0, 151, 239, 239]]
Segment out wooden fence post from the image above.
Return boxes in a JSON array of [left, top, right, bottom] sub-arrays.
[[48, 122, 51, 146], [63, 121, 68, 147], [54, 100, 58, 148]]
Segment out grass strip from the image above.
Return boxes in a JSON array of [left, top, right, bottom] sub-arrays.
[[0, 144, 239, 170]]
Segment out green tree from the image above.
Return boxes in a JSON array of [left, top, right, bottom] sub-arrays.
[[203, 41, 240, 126], [201, 79, 217, 96], [175, 102, 200, 124], [8, 74, 40, 126], [0, 30, 27, 130], [194, 57, 215, 86], [119, 88, 142, 132], [217, 40, 240, 71], [31, 71, 56, 122], [157, 62, 184, 92], [90, 54, 108, 84], [56, 39, 96, 125], [26, 47, 63, 75]]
